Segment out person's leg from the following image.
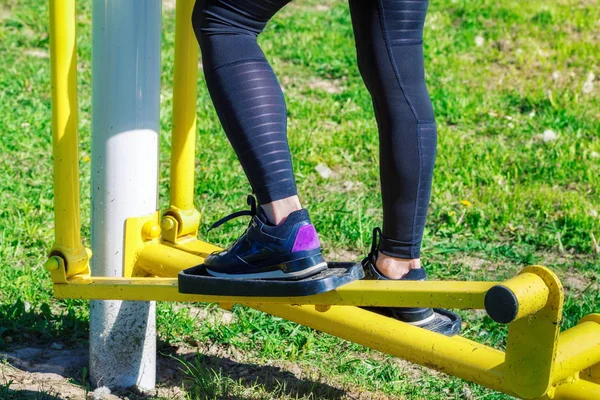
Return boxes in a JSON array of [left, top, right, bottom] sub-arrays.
[[350, 0, 461, 335], [192, 0, 325, 279], [192, 0, 300, 220], [349, 0, 436, 278]]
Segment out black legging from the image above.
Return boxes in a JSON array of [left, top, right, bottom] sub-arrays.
[[192, 0, 437, 260]]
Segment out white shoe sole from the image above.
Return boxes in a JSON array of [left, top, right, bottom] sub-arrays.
[[206, 262, 328, 280], [407, 312, 437, 327]]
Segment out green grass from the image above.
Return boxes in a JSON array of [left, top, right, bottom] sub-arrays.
[[1, 0, 599, 398]]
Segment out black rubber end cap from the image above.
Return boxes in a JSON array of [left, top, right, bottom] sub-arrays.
[[485, 285, 519, 324]]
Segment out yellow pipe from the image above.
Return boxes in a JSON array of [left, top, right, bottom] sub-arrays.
[[553, 379, 600, 400], [554, 317, 600, 383], [505, 272, 550, 320], [49, 0, 80, 252], [136, 243, 204, 277], [583, 363, 600, 384], [170, 0, 199, 212], [49, 0, 89, 276], [255, 304, 512, 396], [55, 271, 494, 308]]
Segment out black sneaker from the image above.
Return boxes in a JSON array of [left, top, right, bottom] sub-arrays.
[[361, 228, 462, 336], [204, 196, 328, 280]]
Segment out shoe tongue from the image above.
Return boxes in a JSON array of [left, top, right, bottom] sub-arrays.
[[257, 207, 310, 227], [368, 261, 427, 281], [284, 209, 310, 225], [256, 206, 272, 225], [402, 268, 427, 281]]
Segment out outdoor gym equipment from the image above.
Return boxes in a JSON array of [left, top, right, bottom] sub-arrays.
[[46, 1, 600, 398]]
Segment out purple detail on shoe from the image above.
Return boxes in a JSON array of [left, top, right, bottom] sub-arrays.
[[291, 224, 320, 252]]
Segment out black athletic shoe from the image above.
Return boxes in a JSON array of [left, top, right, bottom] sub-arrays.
[[204, 196, 328, 280], [361, 228, 462, 336]]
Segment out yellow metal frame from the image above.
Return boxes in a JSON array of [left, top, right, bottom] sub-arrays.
[[47, 1, 600, 399], [162, 0, 202, 248], [47, 0, 90, 280]]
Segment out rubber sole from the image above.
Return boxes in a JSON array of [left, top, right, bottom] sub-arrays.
[[363, 306, 462, 336], [407, 312, 437, 327]]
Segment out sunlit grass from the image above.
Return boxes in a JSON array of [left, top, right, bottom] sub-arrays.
[[0, 0, 598, 398]]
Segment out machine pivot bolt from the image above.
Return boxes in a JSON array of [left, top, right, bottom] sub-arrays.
[[142, 221, 161, 240], [161, 216, 177, 232], [44, 256, 61, 271]]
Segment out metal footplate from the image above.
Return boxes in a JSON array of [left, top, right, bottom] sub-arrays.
[[178, 262, 364, 297]]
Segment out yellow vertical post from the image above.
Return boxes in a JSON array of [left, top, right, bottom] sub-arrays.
[[48, 0, 89, 277], [503, 266, 564, 399], [163, 0, 201, 243]]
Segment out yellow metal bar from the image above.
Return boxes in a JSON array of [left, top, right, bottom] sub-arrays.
[[553, 315, 600, 384], [168, 0, 200, 219], [49, 0, 89, 277], [254, 304, 512, 396], [583, 363, 600, 384], [554, 320, 600, 383], [164, 238, 221, 258], [50, 0, 79, 250], [553, 379, 600, 400], [136, 243, 205, 277], [53, 274, 494, 309]]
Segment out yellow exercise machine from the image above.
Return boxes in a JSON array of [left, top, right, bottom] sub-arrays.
[[46, 0, 600, 398]]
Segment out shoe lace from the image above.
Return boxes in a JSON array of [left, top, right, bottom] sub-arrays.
[[367, 227, 382, 265], [208, 195, 257, 232]]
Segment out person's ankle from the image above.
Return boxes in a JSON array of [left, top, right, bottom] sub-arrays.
[[260, 195, 302, 225], [375, 252, 421, 279]]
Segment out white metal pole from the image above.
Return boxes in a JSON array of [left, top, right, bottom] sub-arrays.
[[89, 0, 161, 391]]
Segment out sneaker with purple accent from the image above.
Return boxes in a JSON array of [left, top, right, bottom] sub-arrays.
[[203, 196, 327, 280], [361, 228, 462, 336]]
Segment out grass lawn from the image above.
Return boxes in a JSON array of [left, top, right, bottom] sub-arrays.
[[1, 0, 599, 398]]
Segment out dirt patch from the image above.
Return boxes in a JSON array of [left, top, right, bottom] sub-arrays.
[[307, 77, 344, 94], [23, 49, 49, 59], [562, 268, 596, 293], [325, 248, 362, 262], [171, 303, 237, 325], [0, 345, 185, 399], [1, 341, 396, 399], [0, 363, 93, 400], [460, 255, 489, 271], [2, 346, 88, 377], [0, 6, 10, 22]]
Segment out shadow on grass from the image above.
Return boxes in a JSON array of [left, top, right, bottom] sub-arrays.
[[174, 352, 348, 400], [0, 300, 89, 350], [1, 300, 349, 399], [0, 389, 65, 400]]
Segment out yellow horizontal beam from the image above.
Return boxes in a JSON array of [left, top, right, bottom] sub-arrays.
[[54, 275, 495, 308], [554, 317, 600, 384], [553, 379, 600, 400], [162, 238, 220, 258], [136, 243, 205, 277], [254, 304, 512, 396]]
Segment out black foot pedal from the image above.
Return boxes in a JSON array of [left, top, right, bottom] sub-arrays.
[[178, 262, 364, 297]]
